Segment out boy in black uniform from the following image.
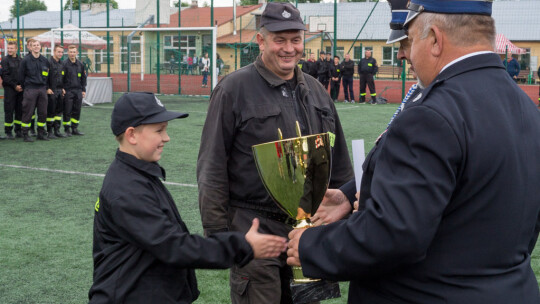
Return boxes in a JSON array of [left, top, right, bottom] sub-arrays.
[[62, 45, 86, 136], [89, 92, 287, 304], [329, 55, 342, 102], [358, 49, 378, 104], [18, 38, 50, 142], [47, 45, 66, 139], [1, 41, 23, 139]]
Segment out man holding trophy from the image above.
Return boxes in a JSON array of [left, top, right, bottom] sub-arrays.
[[197, 2, 353, 304], [287, 0, 540, 303]]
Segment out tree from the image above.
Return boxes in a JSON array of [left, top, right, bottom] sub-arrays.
[[63, 0, 119, 11], [10, 0, 47, 18], [173, 0, 190, 7]]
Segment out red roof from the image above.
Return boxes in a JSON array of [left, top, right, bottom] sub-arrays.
[[217, 30, 258, 44], [147, 4, 262, 28]]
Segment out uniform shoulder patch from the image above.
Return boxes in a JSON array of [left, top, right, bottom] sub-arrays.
[[95, 198, 100, 212]]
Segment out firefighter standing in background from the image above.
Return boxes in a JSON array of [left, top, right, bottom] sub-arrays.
[[47, 45, 66, 139], [1, 41, 24, 139], [62, 45, 87, 136], [358, 49, 378, 104], [18, 39, 50, 142]]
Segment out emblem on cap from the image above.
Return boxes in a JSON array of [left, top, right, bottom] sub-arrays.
[[282, 10, 291, 19], [155, 96, 164, 107]]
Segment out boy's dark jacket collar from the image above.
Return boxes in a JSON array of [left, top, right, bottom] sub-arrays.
[[116, 149, 166, 180]]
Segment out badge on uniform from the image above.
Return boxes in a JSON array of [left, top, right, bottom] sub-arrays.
[[327, 131, 335, 147]]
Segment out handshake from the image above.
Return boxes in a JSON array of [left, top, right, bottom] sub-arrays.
[[247, 188, 357, 267]]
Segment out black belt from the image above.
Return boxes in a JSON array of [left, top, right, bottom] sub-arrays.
[[250, 209, 296, 226]]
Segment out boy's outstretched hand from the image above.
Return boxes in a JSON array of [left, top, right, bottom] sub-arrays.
[[245, 218, 288, 259]]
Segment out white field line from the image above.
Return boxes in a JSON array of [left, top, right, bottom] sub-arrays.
[[0, 164, 197, 188]]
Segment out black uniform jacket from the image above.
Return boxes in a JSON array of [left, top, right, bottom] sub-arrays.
[[62, 59, 87, 92], [1, 54, 21, 89], [197, 55, 354, 234], [299, 53, 540, 303], [48, 57, 64, 90], [18, 53, 49, 89], [316, 58, 329, 77], [340, 60, 355, 78], [329, 63, 342, 81], [89, 150, 253, 304], [358, 57, 378, 74]]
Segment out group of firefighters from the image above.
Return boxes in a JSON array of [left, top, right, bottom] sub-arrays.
[[1, 39, 87, 142]]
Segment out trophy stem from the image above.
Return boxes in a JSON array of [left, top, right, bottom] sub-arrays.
[[292, 219, 320, 284]]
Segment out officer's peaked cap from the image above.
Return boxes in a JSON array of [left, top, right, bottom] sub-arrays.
[[387, 0, 409, 44], [404, 0, 493, 26]]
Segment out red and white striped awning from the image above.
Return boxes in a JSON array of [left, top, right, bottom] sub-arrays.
[[495, 34, 526, 55]]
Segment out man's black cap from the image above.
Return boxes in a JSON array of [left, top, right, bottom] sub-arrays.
[[111, 92, 188, 136], [260, 2, 306, 32], [320, 51, 325, 55]]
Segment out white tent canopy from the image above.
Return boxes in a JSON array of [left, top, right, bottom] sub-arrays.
[[495, 34, 527, 55], [32, 24, 107, 50]]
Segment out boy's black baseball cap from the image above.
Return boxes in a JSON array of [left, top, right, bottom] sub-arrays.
[[111, 92, 188, 136]]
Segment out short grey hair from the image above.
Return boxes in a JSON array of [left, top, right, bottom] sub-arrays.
[[416, 13, 496, 49]]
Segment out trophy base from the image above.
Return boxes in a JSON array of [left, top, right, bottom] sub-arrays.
[[291, 280, 341, 304], [292, 266, 320, 283]]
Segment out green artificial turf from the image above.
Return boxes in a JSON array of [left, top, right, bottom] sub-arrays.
[[0, 94, 538, 303]]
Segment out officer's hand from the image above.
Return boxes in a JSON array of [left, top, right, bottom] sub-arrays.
[[287, 228, 306, 267], [62, 89, 66, 96], [82, 92, 86, 98], [47, 89, 53, 95], [311, 189, 351, 226], [245, 218, 287, 259], [15, 85, 22, 92]]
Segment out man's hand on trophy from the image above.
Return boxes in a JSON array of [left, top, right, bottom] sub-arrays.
[[353, 191, 360, 213], [286, 228, 306, 267], [311, 189, 351, 226], [245, 218, 288, 259]]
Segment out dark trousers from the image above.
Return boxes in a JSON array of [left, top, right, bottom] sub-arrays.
[[318, 75, 329, 90], [47, 89, 63, 127], [3, 86, 23, 132], [330, 80, 341, 101], [64, 89, 82, 128], [228, 207, 293, 304], [202, 71, 209, 86], [341, 76, 354, 102], [22, 88, 47, 130], [360, 73, 376, 101]]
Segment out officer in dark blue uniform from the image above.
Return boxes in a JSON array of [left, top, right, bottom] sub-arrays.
[[287, 1, 540, 303]]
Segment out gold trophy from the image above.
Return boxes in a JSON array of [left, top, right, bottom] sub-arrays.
[[253, 122, 340, 303], [252, 122, 331, 284]]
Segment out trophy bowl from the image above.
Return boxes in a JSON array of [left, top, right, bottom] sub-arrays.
[[252, 131, 331, 283]]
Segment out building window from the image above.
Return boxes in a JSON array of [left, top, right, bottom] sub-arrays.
[[121, 36, 141, 68], [325, 46, 345, 60], [353, 46, 372, 62], [164, 35, 197, 61], [519, 48, 531, 70], [382, 46, 399, 65], [96, 36, 114, 64]]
